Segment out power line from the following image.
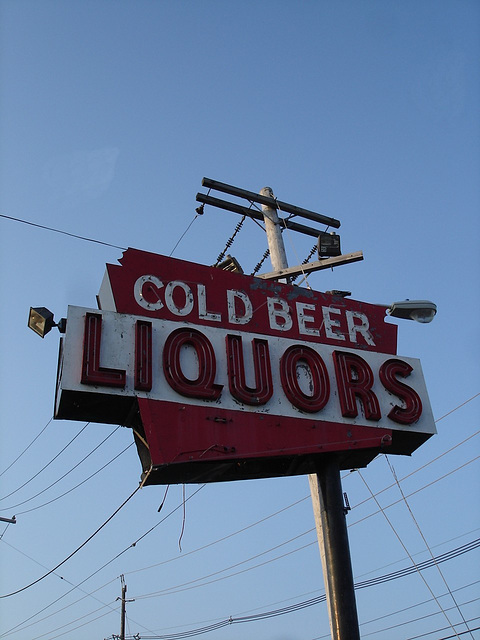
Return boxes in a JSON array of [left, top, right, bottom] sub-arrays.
[[0, 213, 126, 250], [385, 455, 474, 639], [133, 535, 480, 602], [350, 442, 480, 523], [357, 470, 461, 638], [0, 418, 52, 478], [117, 539, 480, 638], [169, 213, 201, 257], [345, 582, 480, 640], [435, 393, 480, 423], [1, 426, 121, 511], [0, 423, 90, 503], [0, 487, 206, 639], [14, 442, 134, 516], [123, 429, 478, 585], [407, 622, 480, 640], [126, 494, 309, 577], [0, 467, 153, 599], [1, 396, 477, 636]]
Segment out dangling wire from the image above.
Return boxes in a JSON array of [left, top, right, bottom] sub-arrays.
[[214, 215, 247, 267], [178, 484, 186, 552]]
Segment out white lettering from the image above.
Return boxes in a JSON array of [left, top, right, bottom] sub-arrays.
[[197, 284, 222, 322], [165, 281, 194, 316], [134, 275, 164, 311], [322, 306, 345, 341], [227, 289, 253, 325], [296, 302, 320, 336], [268, 297, 293, 332], [346, 310, 375, 346]]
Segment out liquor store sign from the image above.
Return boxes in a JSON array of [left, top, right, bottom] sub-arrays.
[[55, 249, 435, 483]]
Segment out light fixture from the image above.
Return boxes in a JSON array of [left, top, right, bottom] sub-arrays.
[[216, 255, 244, 274], [28, 307, 67, 338], [387, 300, 437, 324]]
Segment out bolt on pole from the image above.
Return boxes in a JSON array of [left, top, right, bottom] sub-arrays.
[[260, 188, 360, 640]]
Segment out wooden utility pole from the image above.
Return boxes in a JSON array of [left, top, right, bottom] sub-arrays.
[[120, 575, 127, 640], [196, 178, 362, 639], [260, 190, 360, 640], [118, 574, 135, 640]]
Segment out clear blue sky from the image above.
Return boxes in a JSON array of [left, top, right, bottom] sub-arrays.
[[0, 2, 479, 639]]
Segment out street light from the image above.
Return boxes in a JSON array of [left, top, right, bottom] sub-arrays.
[[28, 307, 67, 338], [387, 300, 437, 323]]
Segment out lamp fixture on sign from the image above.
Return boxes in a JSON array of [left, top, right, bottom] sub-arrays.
[[28, 307, 67, 338], [387, 300, 437, 324]]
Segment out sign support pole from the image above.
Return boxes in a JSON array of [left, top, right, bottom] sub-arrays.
[[260, 190, 360, 640]]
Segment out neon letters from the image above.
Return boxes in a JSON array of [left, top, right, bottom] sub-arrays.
[[81, 313, 422, 426]]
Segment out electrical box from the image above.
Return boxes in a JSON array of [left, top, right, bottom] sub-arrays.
[[318, 232, 341, 257]]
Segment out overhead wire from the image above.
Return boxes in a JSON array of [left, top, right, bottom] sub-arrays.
[[0, 327, 476, 633], [0, 537, 123, 637], [0, 213, 126, 250], [0, 485, 207, 638], [0, 403, 472, 598], [352, 428, 480, 511], [3, 197, 478, 636], [385, 455, 474, 639], [133, 536, 480, 601], [1, 426, 122, 511], [357, 469, 462, 639], [169, 214, 201, 257], [313, 606, 480, 640], [41, 608, 117, 640], [117, 582, 480, 640], [0, 522, 12, 541], [76, 420, 477, 595], [311, 581, 480, 639], [0, 423, 90, 503], [0, 465, 153, 599], [407, 622, 480, 640], [435, 393, 479, 422], [14, 441, 134, 516], [135, 529, 314, 600], [0, 418, 52, 478], [126, 494, 310, 576], [116, 538, 480, 638], [6, 440, 478, 638], [360, 604, 480, 639]]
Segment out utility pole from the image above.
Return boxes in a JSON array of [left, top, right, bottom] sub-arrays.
[[260, 190, 360, 640], [117, 574, 134, 640]]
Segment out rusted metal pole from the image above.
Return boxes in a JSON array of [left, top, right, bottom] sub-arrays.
[[260, 188, 360, 640]]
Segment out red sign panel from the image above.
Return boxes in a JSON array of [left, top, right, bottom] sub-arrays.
[[55, 249, 435, 484]]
